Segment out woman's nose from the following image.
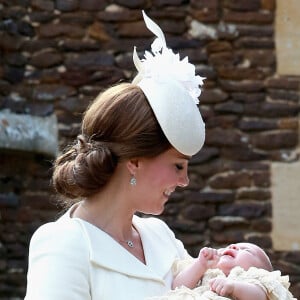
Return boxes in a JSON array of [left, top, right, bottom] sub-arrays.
[[178, 174, 189, 188]]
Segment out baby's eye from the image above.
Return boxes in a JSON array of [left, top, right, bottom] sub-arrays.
[[242, 249, 251, 253]]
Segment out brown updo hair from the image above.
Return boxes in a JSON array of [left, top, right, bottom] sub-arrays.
[[52, 83, 171, 200]]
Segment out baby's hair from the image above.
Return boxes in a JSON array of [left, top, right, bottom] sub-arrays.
[[250, 243, 273, 272], [259, 249, 273, 272]]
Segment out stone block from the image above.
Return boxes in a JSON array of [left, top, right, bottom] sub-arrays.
[[3, 66, 24, 84], [65, 52, 114, 69], [231, 92, 265, 103], [55, 0, 79, 11], [205, 115, 238, 129], [32, 84, 76, 101], [251, 130, 298, 150], [0, 193, 19, 208], [235, 24, 273, 37], [221, 146, 268, 161], [207, 41, 232, 53], [215, 101, 244, 114], [79, 0, 107, 11], [208, 52, 236, 66], [191, 0, 219, 9], [278, 118, 298, 130], [211, 229, 246, 243], [0, 32, 23, 51], [87, 22, 111, 42], [224, 10, 274, 24], [183, 203, 216, 221], [190, 8, 219, 23], [31, 0, 54, 11], [190, 146, 219, 164], [59, 11, 94, 25], [265, 77, 300, 90], [58, 39, 100, 52], [261, 0, 275, 11], [252, 171, 271, 187], [39, 23, 85, 38], [238, 117, 278, 131], [245, 233, 272, 248], [28, 11, 55, 23], [224, 160, 270, 172], [220, 79, 264, 92], [242, 49, 275, 67], [97, 6, 140, 22], [114, 0, 146, 8], [217, 66, 272, 80], [209, 171, 252, 189], [252, 218, 272, 232], [224, 0, 261, 11], [153, 0, 184, 6], [22, 38, 57, 52], [268, 89, 299, 102], [245, 101, 300, 117], [30, 48, 63, 68], [189, 20, 217, 40], [186, 191, 235, 204], [0, 110, 58, 157], [234, 37, 274, 49], [171, 220, 206, 234], [209, 216, 249, 230], [219, 201, 268, 218], [205, 128, 244, 147], [200, 88, 228, 104]]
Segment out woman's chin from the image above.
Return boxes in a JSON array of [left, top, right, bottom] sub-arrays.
[[139, 206, 164, 216]]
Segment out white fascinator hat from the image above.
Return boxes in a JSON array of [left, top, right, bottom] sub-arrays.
[[132, 11, 205, 156]]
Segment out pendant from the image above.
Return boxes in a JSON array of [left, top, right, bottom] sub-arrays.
[[127, 240, 134, 248]]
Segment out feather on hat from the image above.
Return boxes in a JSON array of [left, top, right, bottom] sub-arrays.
[[132, 11, 205, 156]]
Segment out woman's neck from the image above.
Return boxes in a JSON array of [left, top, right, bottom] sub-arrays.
[[72, 181, 136, 242]]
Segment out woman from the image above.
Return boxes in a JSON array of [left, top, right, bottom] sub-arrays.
[[25, 11, 205, 300]]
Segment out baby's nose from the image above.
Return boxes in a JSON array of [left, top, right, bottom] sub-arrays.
[[229, 244, 239, 250]]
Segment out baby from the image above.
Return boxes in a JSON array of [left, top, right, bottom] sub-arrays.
[[149, 242, 295, 300]]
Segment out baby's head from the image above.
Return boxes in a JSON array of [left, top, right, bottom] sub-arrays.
[[216, 242, 273, 275]]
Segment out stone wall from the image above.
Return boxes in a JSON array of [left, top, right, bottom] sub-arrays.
[[0, 0, 299, 299]]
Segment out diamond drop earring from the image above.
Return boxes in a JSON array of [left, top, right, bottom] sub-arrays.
[[130, 175, 137, 186]]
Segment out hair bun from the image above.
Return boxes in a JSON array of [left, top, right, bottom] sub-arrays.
[[52, 135, 118, 199], [75, 134, 92, 154]]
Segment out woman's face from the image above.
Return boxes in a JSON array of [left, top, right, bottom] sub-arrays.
[[216, 243, 266, 275], [133, 148, 190, 215]]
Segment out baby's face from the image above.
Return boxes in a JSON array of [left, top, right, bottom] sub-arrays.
[[216, 243, 266, 275]]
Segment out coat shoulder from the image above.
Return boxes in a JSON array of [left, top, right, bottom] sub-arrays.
[[29, 214, 88, 254]]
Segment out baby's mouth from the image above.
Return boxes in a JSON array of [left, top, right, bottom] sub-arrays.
[[221, 249, 235, 258]]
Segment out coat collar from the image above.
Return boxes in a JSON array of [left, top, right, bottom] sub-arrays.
[[62, 208, 179, 283]]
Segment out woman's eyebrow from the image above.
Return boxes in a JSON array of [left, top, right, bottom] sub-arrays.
[[177, 154, 191, 160]]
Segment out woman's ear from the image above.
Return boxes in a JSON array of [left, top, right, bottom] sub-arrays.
[[126, 158, 139, 175]]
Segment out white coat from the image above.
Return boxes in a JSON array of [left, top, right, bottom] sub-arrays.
[[25, 207, 189, 300]]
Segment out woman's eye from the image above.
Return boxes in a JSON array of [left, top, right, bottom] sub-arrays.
[[175, 164, 183, 170]]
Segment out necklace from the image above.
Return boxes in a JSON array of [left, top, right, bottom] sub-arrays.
[[78, 202, 136, 248], [125, 240, 134, 248], [120, 226, 137, 248], [114, 236, 134, 248]]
